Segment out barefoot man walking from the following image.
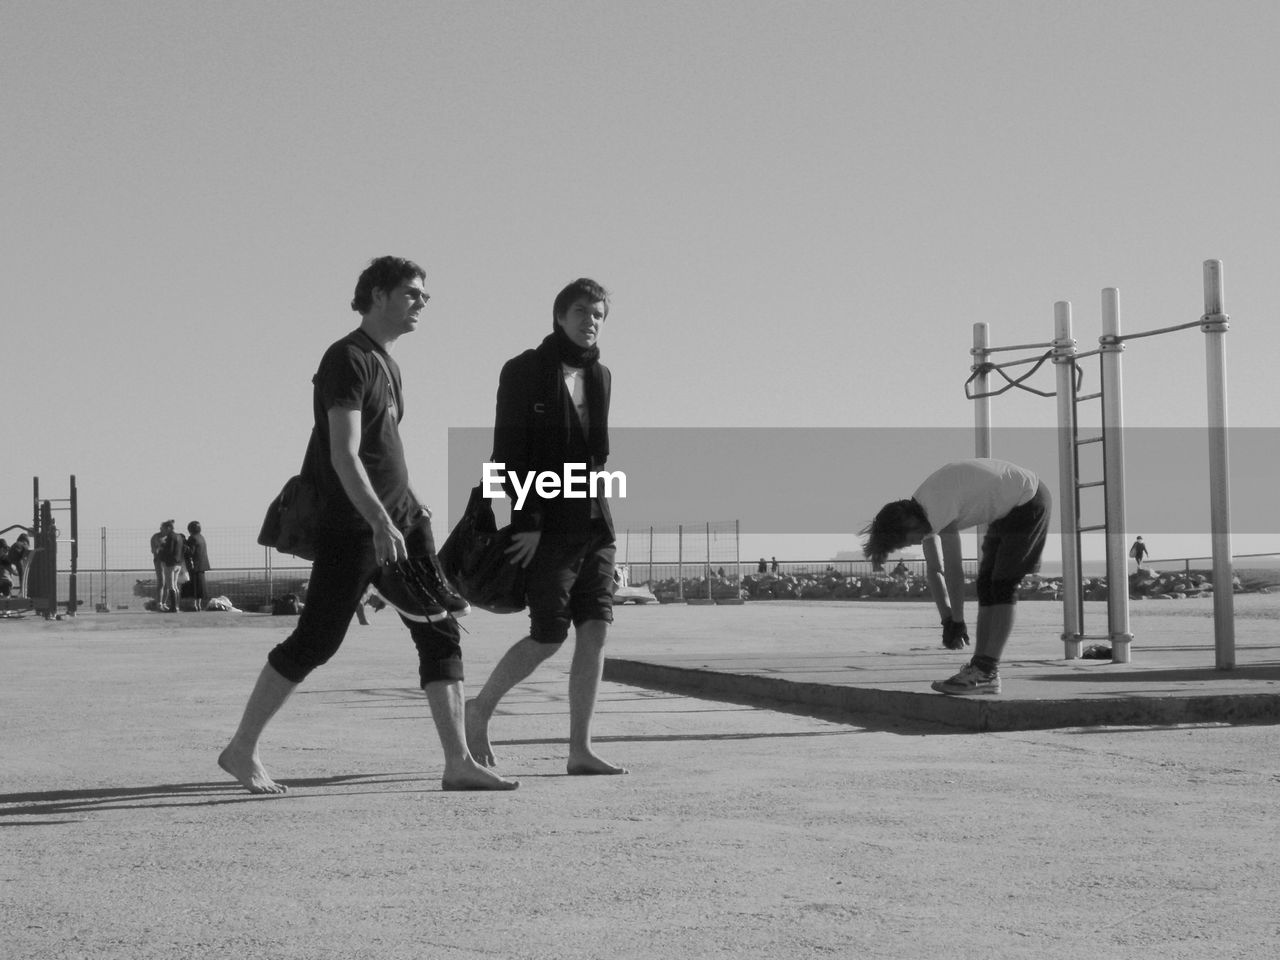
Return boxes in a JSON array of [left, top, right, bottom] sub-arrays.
[[219, 256, 517, 795], [467, 278, 627, 776]]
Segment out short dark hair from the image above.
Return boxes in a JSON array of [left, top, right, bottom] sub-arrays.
[[552, 278, 610, 329], [861, 498, 928, 570], [351, 256, 426, 314]]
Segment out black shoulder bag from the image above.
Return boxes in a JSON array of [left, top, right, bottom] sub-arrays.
[[257, 431, 322, 561], [438, 484, 527, 614]]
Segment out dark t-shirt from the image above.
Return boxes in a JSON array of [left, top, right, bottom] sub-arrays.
[[310, 329, 418, 532]]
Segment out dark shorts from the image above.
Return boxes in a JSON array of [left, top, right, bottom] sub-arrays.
[[977, 481, 1052, 606], [268, 519, 463, 686], [525, 520, 616, 644]]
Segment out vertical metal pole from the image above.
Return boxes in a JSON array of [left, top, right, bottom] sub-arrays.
[[1053, 303, 1083, 658], [706, 522, 712, 600], [973, 322, 992, 458], [1202, 259, 1235, 669], [734, 519, 741, 596], [100, 526, 108, 610], [972, 323, 992, 559], [68, 475, 78, 616], [678, 524, 684, 601], [1100, 289, 1133, 663], [648, 526, 654, 586]]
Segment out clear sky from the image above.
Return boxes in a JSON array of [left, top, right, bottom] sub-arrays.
[[4, 0, 1278, 564]]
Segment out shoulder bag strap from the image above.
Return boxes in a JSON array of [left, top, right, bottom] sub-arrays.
[[368, 349, 402, 419]]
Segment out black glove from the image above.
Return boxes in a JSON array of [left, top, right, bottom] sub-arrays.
[[942, 618, 970, 650]]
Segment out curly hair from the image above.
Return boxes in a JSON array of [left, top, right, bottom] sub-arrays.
[[861, 498, 928, 570], [351, 256, 427, 314]]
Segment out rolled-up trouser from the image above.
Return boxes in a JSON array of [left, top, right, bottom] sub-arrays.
[[268, 520, 463, 685], [524, 519, 617, 644]]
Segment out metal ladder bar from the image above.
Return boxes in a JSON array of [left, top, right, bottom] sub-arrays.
[[1068, 354, 1108, 651]]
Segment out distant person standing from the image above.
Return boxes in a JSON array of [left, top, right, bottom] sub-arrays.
[[151, 520, 185, 612], [758, 557, 767, 574], [184, 521, 211, 610], [0, 539, 12, 597], [1129, 536, 1149, 572], [149, 523, 167, 610], [770, 556, 779, 574]]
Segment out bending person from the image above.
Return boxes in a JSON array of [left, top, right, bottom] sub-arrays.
[[862, 458, 1051, 695]]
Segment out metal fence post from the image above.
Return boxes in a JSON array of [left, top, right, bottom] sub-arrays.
[[677, 524, 684, 600]]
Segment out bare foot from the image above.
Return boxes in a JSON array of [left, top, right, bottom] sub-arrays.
[[567, 752, 629, 776], [464, 698, 495, 767], [218, 744, 288, 795], [442, 758, 519, 791]]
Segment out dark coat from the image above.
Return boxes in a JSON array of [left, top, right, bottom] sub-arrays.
[[492, 343, 613, 535], [183, 533, 211, 572]]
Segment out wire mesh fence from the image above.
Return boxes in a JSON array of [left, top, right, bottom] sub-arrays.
[[29, 522, 999, 614], [618, 521, 747, 601], [47, 526, 310, 613]]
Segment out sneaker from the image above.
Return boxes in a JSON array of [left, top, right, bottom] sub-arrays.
[[371, 555, 470, 623], [406, 553, 471, 618], [931, 663, 1001, 695]]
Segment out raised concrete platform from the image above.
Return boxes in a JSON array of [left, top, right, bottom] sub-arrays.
[[604, 595, 1280, 731]]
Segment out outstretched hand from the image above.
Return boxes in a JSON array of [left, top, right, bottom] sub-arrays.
[[942, 618, 970, 650]]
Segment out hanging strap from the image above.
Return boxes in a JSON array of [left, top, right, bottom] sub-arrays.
[[368, 349, 402, 420]]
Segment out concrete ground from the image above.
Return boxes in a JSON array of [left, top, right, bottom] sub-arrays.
[[606, 594, 1280, 730], [2, 598, 1278, 959]]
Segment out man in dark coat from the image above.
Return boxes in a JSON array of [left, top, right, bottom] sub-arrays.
[[467, 278, 627, 776]]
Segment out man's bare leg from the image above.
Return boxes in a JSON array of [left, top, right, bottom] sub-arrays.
[[465, 636, 559, 766], [218, 662, 297, 795], [566, 620, 627, 775], [425, 680, 518, 791]]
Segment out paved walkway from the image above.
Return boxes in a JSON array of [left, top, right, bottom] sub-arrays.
[[605, 595, 1280, 730], [2, 601, 1278, 959]]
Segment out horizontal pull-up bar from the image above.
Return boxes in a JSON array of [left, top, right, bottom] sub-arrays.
[[971, 339, 1057, 355], [1102, 317, 1211, 345]]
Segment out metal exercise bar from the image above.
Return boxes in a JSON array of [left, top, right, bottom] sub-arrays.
[[1108, 317, 1205, 344], [1099, 287, 1134, 663], [1052, 302, 1083, 659], [979, 339, 1057, 354], [1202, 261, 1235, 669]]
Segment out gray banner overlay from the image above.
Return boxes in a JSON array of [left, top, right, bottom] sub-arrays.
[[447, 427, 1280, 536]]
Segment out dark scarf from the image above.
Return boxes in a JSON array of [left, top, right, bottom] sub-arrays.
[[535, 328, 609, 464]]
